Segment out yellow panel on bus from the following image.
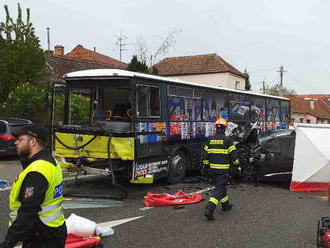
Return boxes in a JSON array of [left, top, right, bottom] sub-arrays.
[[54, 132, 134, 160]]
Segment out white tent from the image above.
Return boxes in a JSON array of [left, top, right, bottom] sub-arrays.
[[290, 124, 330, 192]]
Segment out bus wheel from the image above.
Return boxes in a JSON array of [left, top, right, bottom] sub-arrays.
[[166, 151, 187, 184]]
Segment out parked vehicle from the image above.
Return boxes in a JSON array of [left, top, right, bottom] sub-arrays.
[[0, 118, 33, 157]]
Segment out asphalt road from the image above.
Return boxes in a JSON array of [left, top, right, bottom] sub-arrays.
[[0, 158, 329, 248]]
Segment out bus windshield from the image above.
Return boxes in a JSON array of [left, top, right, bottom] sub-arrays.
[[65, 86, 132, 125]]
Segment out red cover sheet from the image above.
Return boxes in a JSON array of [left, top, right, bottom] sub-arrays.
[[143, 190, 202, 207], [65, 234, 100, 248]]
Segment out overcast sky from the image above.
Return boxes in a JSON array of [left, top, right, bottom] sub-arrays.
[[2, 0, 330, 94]]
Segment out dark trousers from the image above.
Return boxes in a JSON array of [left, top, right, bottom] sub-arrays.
[[207, 173, 229, 211], [22, 222, 67, 248]]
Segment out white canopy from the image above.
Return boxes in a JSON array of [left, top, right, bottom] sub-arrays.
[[290, 124, 330, 192]]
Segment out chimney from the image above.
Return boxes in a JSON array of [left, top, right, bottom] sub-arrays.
[[94, 46, 96, 52], [54, 45, 64, 56], [44, 50, 54, 56]]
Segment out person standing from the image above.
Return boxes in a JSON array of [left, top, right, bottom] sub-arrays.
[[0, 125, 66, 248], [203, 118, 240, 221]]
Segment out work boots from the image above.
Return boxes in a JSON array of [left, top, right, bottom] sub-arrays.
[[222, 202, 233, 212], [204, 204, 216, 221]]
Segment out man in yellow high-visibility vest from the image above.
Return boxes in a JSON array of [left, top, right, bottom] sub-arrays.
[[0, 125, 66, 248]]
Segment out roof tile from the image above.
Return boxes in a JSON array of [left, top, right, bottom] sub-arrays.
[[153, 53, 246, 78], [285, 94, 330, 119], [65, 45, 127, 70]]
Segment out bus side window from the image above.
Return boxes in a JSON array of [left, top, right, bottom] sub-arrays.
[[137, 85, 160, 118]]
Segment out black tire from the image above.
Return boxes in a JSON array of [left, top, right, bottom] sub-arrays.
[[166, 151, 187, 184], [317, 220, 323, 247], [242, 163, 259, 183]]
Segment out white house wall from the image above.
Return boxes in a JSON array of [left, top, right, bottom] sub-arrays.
[[166, 72, 246, 90]]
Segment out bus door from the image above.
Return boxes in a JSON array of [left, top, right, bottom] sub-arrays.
[[132, 82, 168, 183]]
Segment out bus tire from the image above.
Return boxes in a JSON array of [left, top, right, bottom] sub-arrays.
[[166, 151, 187, 184]]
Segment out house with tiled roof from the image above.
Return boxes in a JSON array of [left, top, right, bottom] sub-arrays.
[[284, 94, 330, 124], [65, 45, 127, 70], [152, 53, 247, 90], [45, 45, 127, 82]]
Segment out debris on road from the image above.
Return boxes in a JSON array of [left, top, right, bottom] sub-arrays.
[[143, 190, 202, 207], [63, 197, 122, 210]]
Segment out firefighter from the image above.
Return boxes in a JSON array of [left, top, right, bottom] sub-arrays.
[[0, 125, 66, 248], [203, 118, 240, 221]]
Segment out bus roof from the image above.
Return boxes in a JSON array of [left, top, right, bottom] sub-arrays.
[[65, 69, 289, 101]]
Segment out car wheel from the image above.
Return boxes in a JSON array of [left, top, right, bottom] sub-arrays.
[[242, 163, 259, 183], [166, 151, 187, 184], [317, 220, 323, 247]]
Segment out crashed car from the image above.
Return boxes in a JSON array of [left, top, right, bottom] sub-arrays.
[[227, 123, 296, 183], [256, 129, 296, 181]]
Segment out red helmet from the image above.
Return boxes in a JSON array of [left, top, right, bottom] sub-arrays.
[[215, 118, 228, 127]]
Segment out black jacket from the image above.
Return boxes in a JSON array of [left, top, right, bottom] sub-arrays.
[[205, 130, 239, 174]]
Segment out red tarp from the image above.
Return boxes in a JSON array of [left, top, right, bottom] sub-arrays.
[[143, 190, 202, 207], [65, 234, 100, 248]]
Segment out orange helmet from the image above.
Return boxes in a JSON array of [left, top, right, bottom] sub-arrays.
[[215, 118, 228, 127]]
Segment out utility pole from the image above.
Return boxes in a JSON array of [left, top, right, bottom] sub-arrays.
[[277, 65, 286, 95], [262, 81, 266, 94], [115, 32, 128, 62]]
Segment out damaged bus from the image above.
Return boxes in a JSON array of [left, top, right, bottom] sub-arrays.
[[51, 69, 290, 184]]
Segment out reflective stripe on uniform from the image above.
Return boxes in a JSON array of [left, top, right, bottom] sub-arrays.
[[228, 145, 236, 153], [9, 203, 63, 224], [207, 149, 228, 154], [209, 139, 224, 145], [39, 203, 62, 214], [202, 160, 209, 165], [210, 163, 230, 169], [40, 208, 63, 224], [204, 146, 208, 151], [209, 197, 219, 205], [221, 195, 229, 203], [233, 159, 239, 165]]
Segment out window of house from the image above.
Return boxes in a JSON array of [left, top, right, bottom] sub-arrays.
[[235, 81, 241, 90], [300, 118, 304, 123], [137, 85, 160, 118], [306, 119, 310, 124]]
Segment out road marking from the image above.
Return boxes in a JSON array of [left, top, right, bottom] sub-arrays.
[[140, 206, 154, 211], [97, 216, 144, 228], [194, 186, 215, 194]]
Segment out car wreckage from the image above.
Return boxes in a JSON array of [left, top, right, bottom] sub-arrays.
[[222, 122, 296, 183]]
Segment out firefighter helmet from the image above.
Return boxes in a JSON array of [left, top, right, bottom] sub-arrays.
[[215, 118, 228, 127]]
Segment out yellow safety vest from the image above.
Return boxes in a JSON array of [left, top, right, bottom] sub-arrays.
[[9, 159, 65, 228]]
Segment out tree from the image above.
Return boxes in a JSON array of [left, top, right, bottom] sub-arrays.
[[263, 83, 296, 96], [0, 4, 46, 102], [127, 55, 149, 73], [134, 29, 182, 66], [244, 69, 251, 91]]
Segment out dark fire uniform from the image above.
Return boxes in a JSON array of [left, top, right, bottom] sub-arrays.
[[203, 128, 240, 220]]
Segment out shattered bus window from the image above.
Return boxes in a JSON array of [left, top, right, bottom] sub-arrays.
[[93, 88, 131, 121]]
